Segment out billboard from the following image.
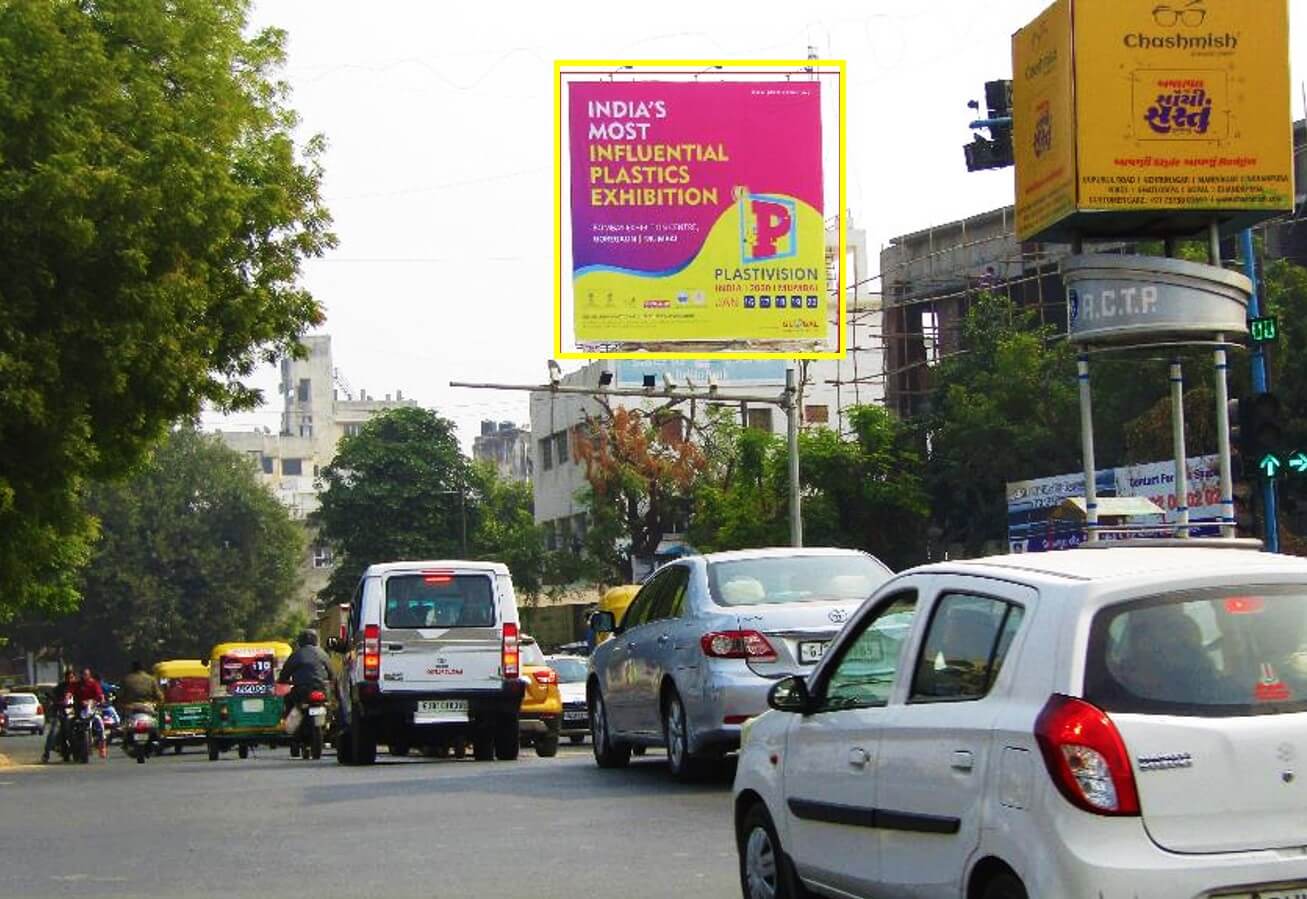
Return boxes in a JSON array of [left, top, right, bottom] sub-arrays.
[[1007, 454, 1223, 552], [567, 81, 825, 346], [1013, 0, 1293, 241]]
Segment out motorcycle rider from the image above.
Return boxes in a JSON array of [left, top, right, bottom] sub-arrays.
[[117, 660, 164, 711], [78, 668, 108, 758], [40, 668, 79, 763], [278, 630, 332, 749]]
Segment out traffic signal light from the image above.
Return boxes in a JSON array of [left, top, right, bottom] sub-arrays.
[[963, 79, 1014, 172], [1239, 392, 1286, 478], [964, 135, 1014, 171]]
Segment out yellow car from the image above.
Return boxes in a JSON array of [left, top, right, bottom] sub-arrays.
[[518, 635, 561, 757], [591, 584, 641, 646]]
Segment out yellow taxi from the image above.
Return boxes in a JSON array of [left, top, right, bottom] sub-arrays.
[[518, 635, 562, 757]]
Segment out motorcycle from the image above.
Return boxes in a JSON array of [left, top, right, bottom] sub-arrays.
[[121, 706, 161, 764], [285, 688, 328, 760], [55, 696, 94, 764]]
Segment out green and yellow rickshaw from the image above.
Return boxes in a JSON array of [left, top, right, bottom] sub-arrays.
[[206, 641, 293, 761], [154, 659, 211, 754]]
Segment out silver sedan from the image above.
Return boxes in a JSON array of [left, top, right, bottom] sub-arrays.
[[587, 547, 891, 780]]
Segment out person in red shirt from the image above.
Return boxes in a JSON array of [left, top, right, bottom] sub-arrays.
[[77, 668, 107, 757]]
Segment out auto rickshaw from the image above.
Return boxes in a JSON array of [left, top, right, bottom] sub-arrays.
[[590, 584, 641, 646], [206, 641, 293, 761], [153, 660, 211, 754]]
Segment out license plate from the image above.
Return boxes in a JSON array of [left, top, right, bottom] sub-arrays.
[[415, 700, 468, 723], [1216, 888, 1307, 899], [240, 699, 264, 713], [308, 706, 326, 717], [564, 711, 587, 721], [798, 641, 829, 664]]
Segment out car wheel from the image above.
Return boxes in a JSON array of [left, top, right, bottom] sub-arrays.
[[495, 714, 520, 761], [590, 689, 630, 769], [453, 739, 467, 759], [569, 735, 585, 745], [739, 803, 808, 899], [981, 873, 1028, 899], [335, 727, 355, 765], [663, 690, 701, 781], [207, 740, 219, 761], [350, 707, 377, 766], [535, 729, 560, 758], [473, 729, 495, 762], [237, 744, 249, 759], [389, 742, 410, 757], [174, 745, 183, 755]]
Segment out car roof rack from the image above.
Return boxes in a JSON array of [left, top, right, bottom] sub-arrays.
[[1075, 537, 1265, 550]]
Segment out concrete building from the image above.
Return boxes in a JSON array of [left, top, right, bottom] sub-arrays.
[[214, 335, 417, 611], [473, 420, 532, 483]]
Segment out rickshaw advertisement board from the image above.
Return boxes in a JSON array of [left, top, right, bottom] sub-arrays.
[[218, 649, 276, 696], [567, 79, 825, 346]]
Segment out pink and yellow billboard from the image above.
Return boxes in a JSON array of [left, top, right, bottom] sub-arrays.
[[568, 81, 825, 346]]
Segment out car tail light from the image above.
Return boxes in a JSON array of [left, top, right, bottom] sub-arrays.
[[532, 669, 558, 685], [34, 705, 42, 717], [700, 630, 778, 661], [502, 622, 519, 679], [1035, 694, 1140, 816], [363, 624, 381, 681], [308, 690, 327, 703]]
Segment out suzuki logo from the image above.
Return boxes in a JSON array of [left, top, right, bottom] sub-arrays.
[[828, 609, 849, 624]]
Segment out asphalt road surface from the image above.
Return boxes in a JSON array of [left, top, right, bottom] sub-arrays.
[[0, 733, 740, 899]]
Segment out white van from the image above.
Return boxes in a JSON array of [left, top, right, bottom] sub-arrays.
[[333, 560, 525, 765]]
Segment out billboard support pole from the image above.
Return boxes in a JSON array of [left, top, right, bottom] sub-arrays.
[[1170, 358, 1190, 538], [785, 367, 803, 548], [1077, 352, 1099, 543], [1213, 336, 1236, 538]]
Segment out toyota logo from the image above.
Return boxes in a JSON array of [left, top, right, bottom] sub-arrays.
[[828, 609, 849, 624]]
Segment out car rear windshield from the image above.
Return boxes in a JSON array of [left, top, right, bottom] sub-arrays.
[[708, 554, 891, 607], [6, 694, 36, 706], [550, 659, 587, 683], [520, 641, 546, 666], [1085, 585, 1307, 717], [385, 574, 495, 629]]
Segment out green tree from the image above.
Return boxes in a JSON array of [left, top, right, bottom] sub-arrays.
[[469, 460, 546, 599], [0, 0, 334, 621], [314, 408, 471, 604], [6, 428, 303, 675], [923, 292, 1081, 554]]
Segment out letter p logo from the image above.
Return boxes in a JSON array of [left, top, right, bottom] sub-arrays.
[[739, 191, 798, 264]]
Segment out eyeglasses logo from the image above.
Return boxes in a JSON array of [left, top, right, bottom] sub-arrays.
[[1152, 0, 1206, 28]]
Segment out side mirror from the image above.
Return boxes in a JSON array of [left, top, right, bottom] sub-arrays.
[[589, 611, 616, 634], [767, 675, 814, 715]]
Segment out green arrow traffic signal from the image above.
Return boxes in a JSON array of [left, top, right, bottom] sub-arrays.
[[1291, 452, 1307, 475], [1260, 453, 1283, 478]]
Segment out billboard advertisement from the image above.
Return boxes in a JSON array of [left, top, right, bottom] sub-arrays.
[[568, 81, 825, 346], [1012, 0, 1293, 241], [1008, 454, 1223, 552]]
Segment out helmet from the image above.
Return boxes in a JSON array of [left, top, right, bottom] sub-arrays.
[[297, 629, 319, 648]]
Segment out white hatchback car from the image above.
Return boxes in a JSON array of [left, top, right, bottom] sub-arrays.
[[733, 545, 1307, 899]]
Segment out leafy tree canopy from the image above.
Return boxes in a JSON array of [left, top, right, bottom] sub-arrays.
[[0, 0, 334, 621]]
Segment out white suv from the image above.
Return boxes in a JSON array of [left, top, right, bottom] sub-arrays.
[[733, 546, 1307, 899], [333, 560, 525, 765]]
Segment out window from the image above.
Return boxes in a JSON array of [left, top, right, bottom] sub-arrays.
[[620, 579, 664, 630], [299, 415, 313, 438], [540, 438, 554, 471], [554, 431, 569, 465], [550, 658, 587, 684], [343, 423, 362, 438], [281, 457, 303, 476], [708, 553, 892, 607], [909, 594, 1024, 702], [821, 593, 919, 711], [384, 574, 496, 629], [647, 566, 690, 622], [804, 404, 829, 425], [746, 407, 774, 432], [1085, 585, 1307, 717], [297, 378, 311, 402], [312, 545, 334, 569], [260, 455, 274, 475], [521, 640, 547, 667]]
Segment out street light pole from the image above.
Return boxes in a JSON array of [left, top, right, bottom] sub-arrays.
[[785, 367, 802, 548]]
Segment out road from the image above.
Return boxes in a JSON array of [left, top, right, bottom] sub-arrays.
[[0, 734, 740, 899]]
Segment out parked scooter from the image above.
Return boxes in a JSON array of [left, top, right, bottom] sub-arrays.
[[121, 705, 161, 764], [285, 689, 328, 760]]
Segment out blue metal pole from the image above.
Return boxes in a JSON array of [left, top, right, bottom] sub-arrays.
[[1242, 228, 1279, 552]]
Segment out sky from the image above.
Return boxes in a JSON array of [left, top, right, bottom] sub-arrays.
[[205, 0, 1307, 452]]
